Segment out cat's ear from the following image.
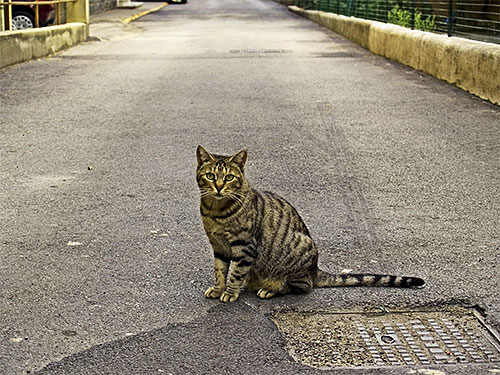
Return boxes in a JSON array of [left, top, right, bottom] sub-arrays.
[[229, 149, 247, 171], [197, 145, 214, 167]]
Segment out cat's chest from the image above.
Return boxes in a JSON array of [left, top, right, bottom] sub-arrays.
[[202, 217, 245, 244]]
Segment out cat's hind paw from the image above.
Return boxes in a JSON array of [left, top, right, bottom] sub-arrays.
[[220, 290, 240, 303], [257, 288, 276, 299], [204, 286, 224, 299]]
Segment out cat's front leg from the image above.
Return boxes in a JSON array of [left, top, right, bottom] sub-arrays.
[[205, 254, 230, 299], [220, 240, 256, 303]]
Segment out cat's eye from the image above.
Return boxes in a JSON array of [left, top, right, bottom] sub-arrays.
[[206, 173, 215, 180], [225, 174, 235, 182]]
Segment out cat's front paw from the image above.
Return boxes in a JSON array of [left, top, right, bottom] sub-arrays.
[[204, 286, 224, 299], [220, 290, 240, 303], [257, 288, 276, 299]]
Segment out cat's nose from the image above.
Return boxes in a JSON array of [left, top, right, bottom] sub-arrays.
[[215, 181, 224, 192]]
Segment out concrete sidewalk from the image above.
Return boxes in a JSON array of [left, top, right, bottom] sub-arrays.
[[90, 1, 168, 24]]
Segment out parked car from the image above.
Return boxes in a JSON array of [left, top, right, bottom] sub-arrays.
[[3, 0, 55, 30]]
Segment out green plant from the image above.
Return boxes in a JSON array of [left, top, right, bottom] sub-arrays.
[[388, 5, 436, 32], [415, 11, 436, 32], [388, 5, 411, 28]]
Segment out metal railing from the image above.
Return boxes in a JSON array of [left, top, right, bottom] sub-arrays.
[[1, 0, 75, 31], [293, 0, 500, 44]]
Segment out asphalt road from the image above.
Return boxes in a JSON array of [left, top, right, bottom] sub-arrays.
[[1, 0, 499, 374]]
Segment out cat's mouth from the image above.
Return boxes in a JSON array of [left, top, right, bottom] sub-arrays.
[[202, 190, 231, 201]]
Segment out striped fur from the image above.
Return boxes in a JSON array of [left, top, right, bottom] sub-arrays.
[[196, 146, 425, 302]]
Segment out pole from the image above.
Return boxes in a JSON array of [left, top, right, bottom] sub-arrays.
[[35, 0, 39, 27], [410, 0, 415, 29], [0, 1, 4, 31], [447, 0, 453, 36], [7, 0, 12, 30]]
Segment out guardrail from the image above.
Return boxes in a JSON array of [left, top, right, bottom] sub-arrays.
[[1, 0, 76, 31], [294, 0, 500, 44]]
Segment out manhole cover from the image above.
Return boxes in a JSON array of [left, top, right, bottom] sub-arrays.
[[229, 49, 291, 54], [272, 309, 500, 369], [314, 52, 362, 58]]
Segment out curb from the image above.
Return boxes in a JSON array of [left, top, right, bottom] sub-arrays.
[[288, 5, 500, 106], [121, 2, 168, 24]]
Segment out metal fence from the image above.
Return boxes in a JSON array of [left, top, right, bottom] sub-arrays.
[[293, 0, 500, 44], [1, 0, 74, 31]]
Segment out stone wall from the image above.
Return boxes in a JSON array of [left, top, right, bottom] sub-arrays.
[[0, 23, 88, 69]]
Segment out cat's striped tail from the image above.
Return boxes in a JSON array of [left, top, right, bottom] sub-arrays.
[[314, 269, 425, 289]]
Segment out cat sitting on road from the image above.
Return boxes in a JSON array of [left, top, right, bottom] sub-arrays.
[[196, 145, 425, 302]]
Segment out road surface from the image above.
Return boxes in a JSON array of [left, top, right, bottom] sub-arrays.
[[1, 0, 499, 374]]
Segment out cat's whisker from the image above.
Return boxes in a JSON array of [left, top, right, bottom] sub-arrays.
[[228, 193, 249, 213], [231, 191, 246, 199], [231, 196, 244, 209], [230, 191, 246, 202], [199, 189, 214, 198]]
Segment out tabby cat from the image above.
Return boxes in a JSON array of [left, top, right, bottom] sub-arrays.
[[196, 146, 425, 303]]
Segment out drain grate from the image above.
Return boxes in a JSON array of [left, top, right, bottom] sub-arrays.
[[272, 309, 500, 369], [229, 49, 291, 54]]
